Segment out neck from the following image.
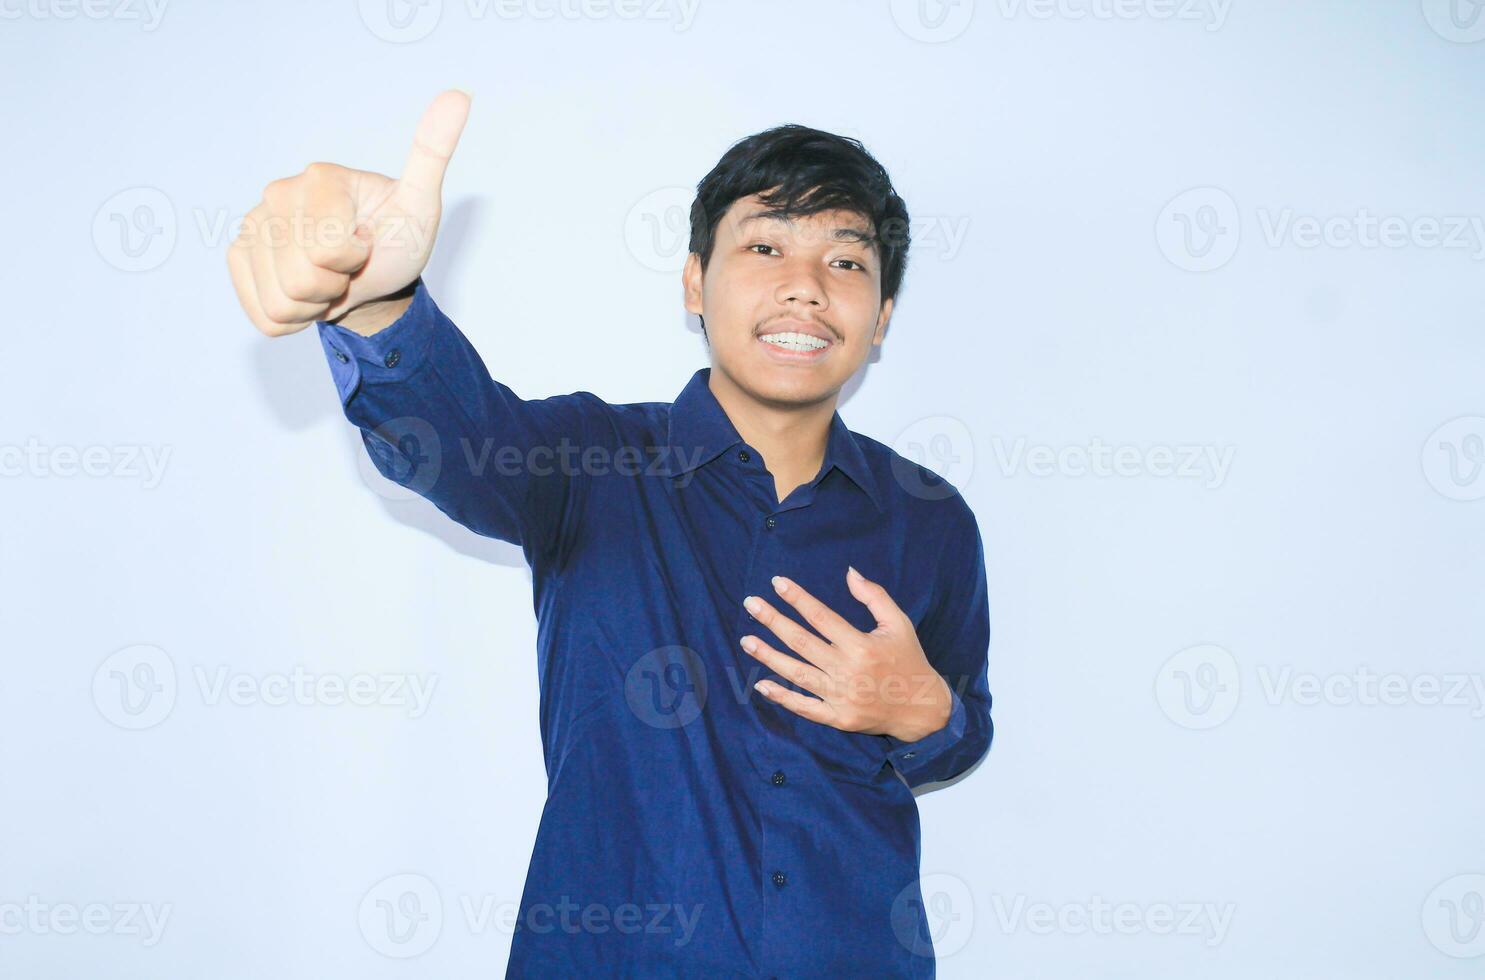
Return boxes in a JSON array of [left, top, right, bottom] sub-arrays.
[[707, 367, 836, 502]]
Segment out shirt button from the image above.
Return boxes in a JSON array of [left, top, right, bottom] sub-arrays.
[[902, 751, 917, 759], [333, 349, 349, 363], [771, 870, 787, 887], [764, 516, 777, 530], [771, 770, 786, 786], [384, 349, 402, 368], [737, 449, 751, 463]]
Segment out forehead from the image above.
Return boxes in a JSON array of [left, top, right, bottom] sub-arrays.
[[717, 193, 876, 247]]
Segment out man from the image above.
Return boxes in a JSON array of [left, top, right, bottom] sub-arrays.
[[228, 89, 993, 978]]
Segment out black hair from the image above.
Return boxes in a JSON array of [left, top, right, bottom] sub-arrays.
[[688, 124, 911, 341]]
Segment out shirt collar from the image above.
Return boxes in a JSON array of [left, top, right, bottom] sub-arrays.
[[664, 367, 885, 514]]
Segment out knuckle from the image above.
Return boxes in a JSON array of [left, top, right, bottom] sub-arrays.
[[253, 313, 288, 337], [276, 263, 314, 301], [260, 294, 300, 323], [321, 268, 350, 296], [305, 239, 360, 269]]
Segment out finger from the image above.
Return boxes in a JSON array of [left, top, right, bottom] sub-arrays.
[[845, 565, 906, 633], [273, 245, 351, 307], [297, 166, 371, 274], [227, 233, 281, 336], [769, 575, 858, 646], [398, 88, 471, 207], [272, 180, 355, 304], [739, 635, 831, 700], [742, 595, 835, 668], [753, 680, 839, 729], [249, 223, 320, 330]]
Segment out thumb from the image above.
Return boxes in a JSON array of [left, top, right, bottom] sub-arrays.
[[398, 88, 471, 206]]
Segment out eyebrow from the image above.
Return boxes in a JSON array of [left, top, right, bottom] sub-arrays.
[[737, 212, 878, 247]]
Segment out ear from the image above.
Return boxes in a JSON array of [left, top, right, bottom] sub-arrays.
[[872, 296, 894, 346], [683, 252, 704, 317]]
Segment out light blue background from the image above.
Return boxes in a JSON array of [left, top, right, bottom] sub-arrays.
[[2, 1, 1483, 977]]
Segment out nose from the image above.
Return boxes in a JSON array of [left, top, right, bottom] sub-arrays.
[[773, 257, 830, 311]]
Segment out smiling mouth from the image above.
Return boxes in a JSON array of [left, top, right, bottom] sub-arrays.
[[758, 331, 833, 353]]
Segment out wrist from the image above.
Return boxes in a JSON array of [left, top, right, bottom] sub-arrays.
[[886, 674, 953, 743], [333, 280, 418, 337]]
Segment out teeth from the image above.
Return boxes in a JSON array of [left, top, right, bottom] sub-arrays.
[[760, 332, 829, 352]]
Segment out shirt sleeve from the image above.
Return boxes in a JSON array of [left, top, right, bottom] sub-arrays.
[[884, 503, 994, 789], [314, 277, 608, 568]]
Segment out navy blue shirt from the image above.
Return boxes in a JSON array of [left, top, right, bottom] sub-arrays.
[[316, 279, 993, 978]]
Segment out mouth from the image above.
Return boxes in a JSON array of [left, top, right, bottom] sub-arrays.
[[756, 320, 835, 362]]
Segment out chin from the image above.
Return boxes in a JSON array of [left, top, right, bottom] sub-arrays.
[[737, 365, 838, 407]]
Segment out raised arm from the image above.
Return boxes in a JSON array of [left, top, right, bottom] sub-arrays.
[[226, 90, 606, 565]]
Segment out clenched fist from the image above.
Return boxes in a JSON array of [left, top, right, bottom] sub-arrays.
[[227, 89, 470, 337]]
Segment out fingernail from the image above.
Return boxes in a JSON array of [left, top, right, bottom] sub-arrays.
[[771, 575, 788, 594], [744, 595, 761, 613], [847, 565, 861, 580], [740, 636, 757, 653]]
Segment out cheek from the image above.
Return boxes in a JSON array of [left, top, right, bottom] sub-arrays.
[[838, 305, 880, 345], [705, 279, 763, 338]]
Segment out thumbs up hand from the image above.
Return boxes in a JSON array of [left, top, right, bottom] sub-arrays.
[[227, 89, 471, 337]]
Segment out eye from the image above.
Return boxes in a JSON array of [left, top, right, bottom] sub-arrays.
[[749, 243, 778, 255], [835, 258, 866, 271]]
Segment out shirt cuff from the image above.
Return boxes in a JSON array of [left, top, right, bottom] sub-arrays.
[[315, 277, 439, 403], [884, 687, 967, 779]]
